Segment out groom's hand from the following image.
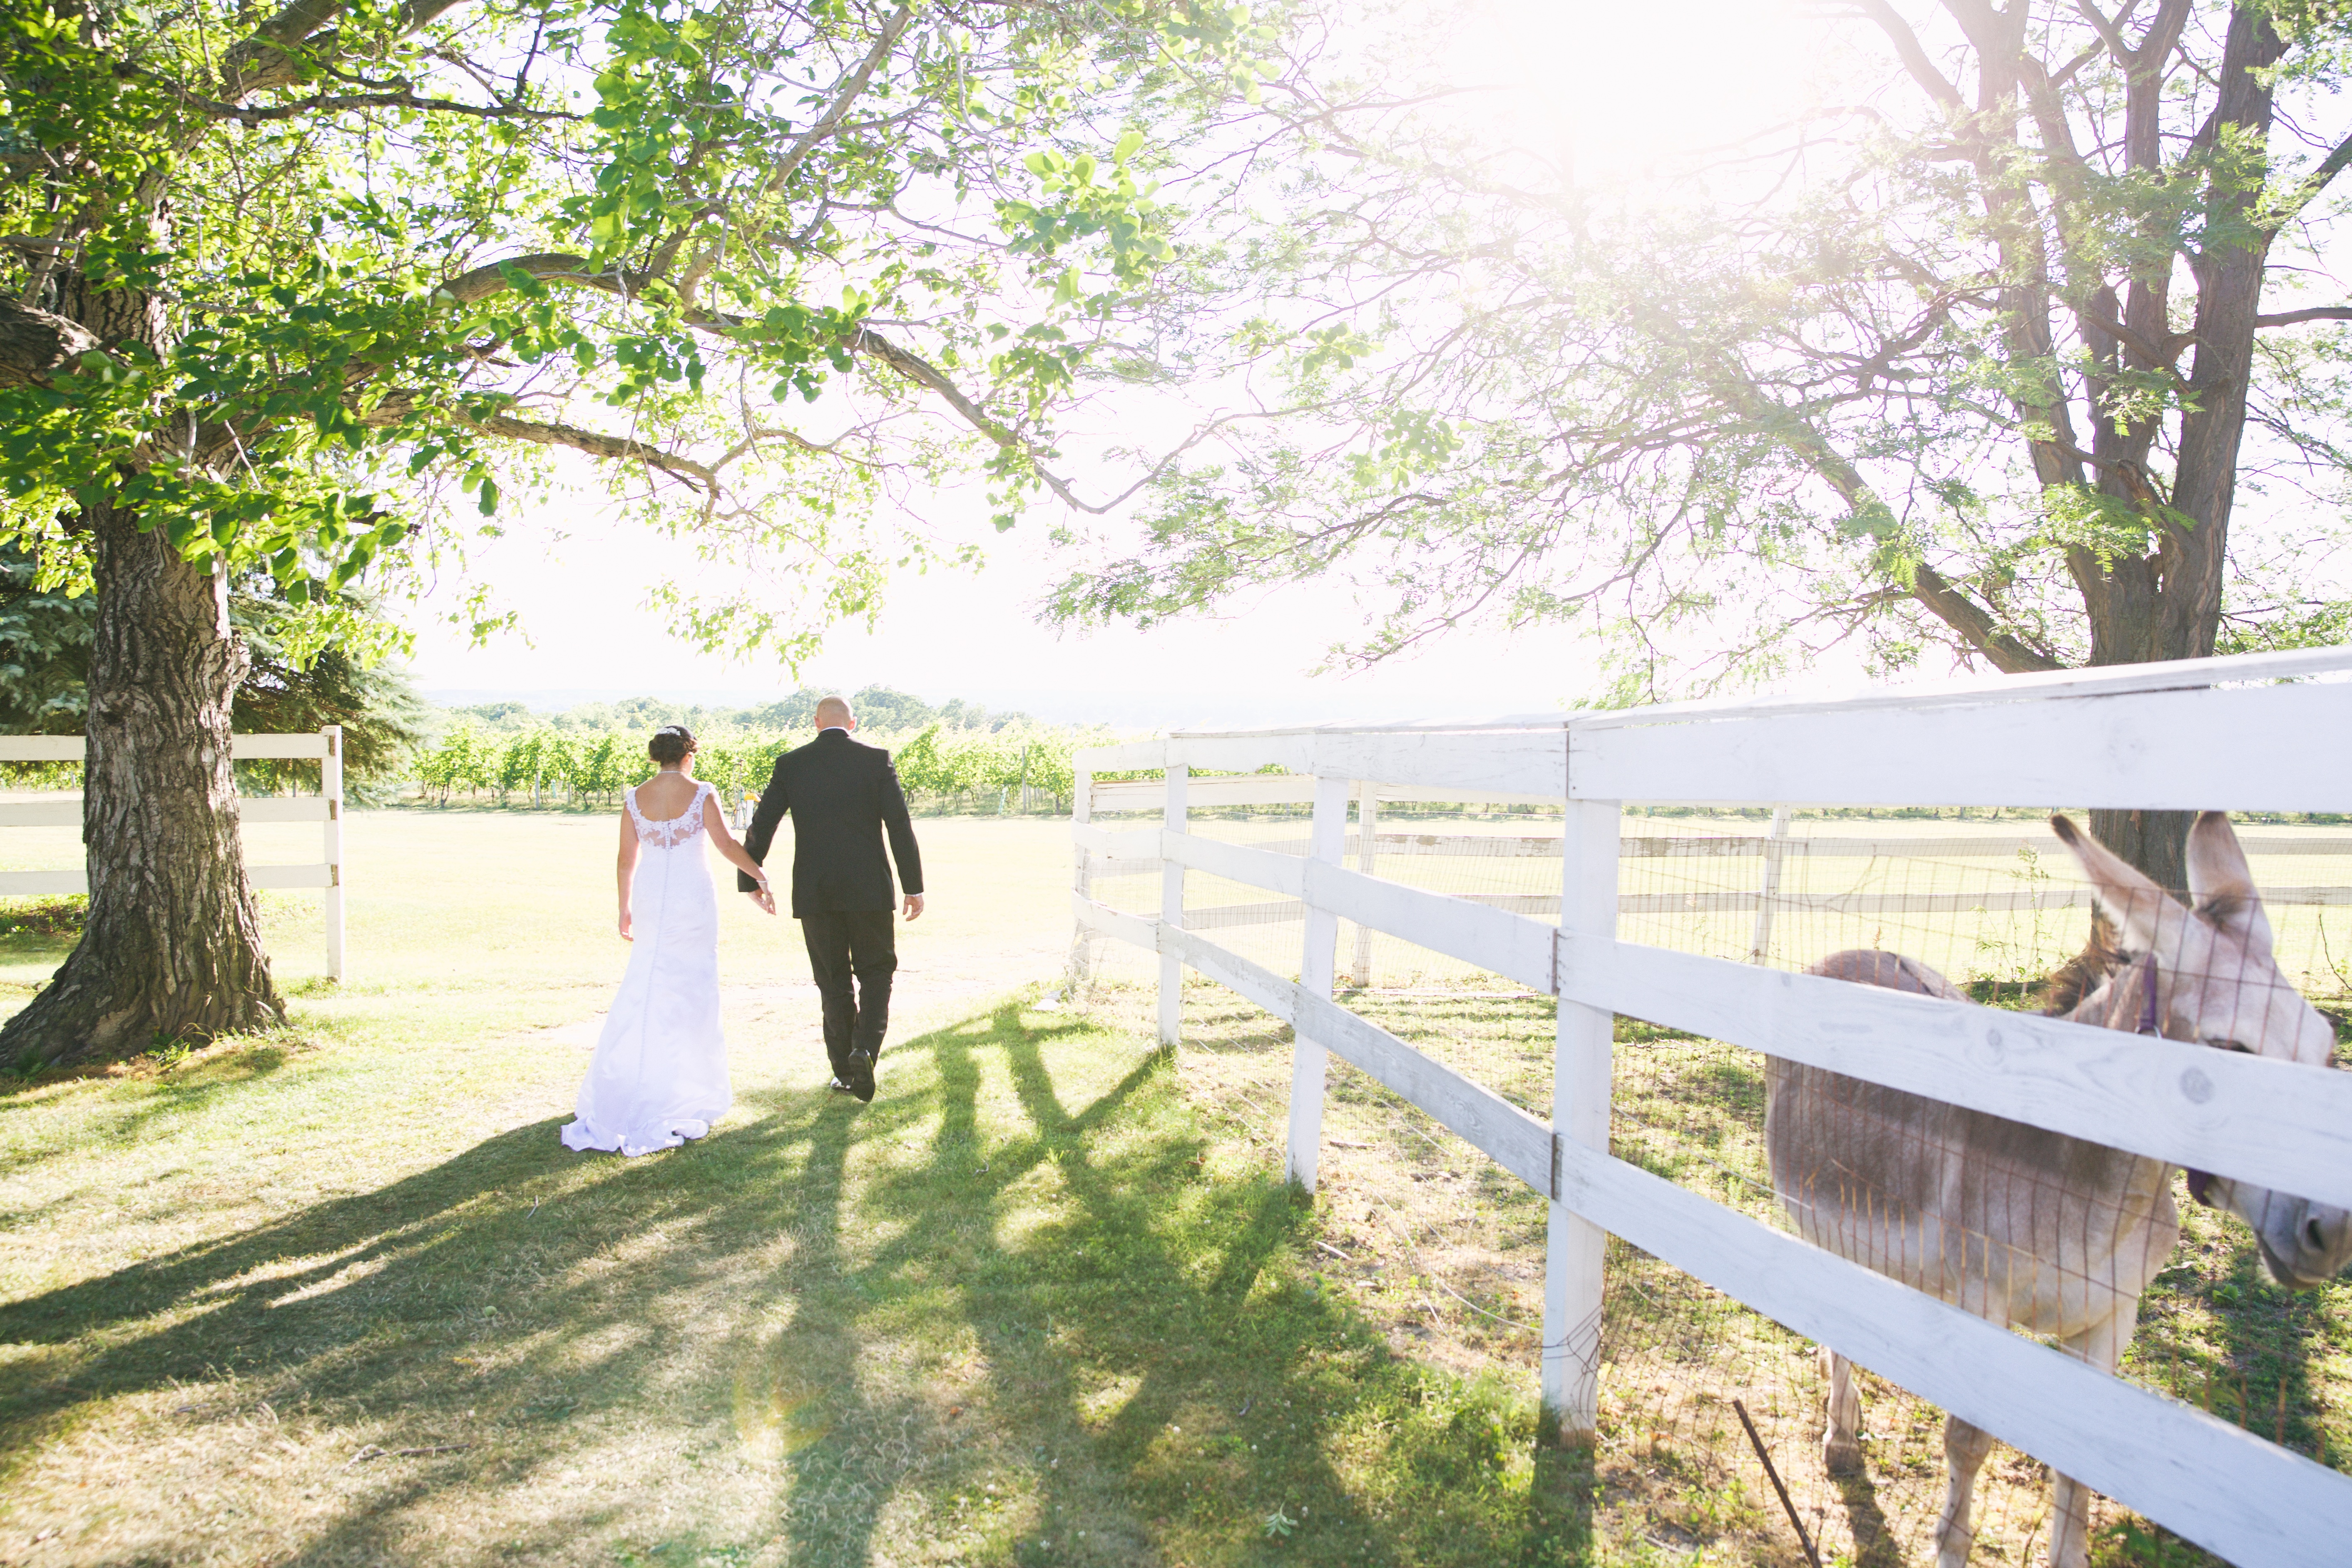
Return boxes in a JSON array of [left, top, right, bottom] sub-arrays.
[[903, 894, 925, 921]]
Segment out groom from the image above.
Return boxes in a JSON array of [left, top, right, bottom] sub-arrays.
[[740, 695, 926, 1103]]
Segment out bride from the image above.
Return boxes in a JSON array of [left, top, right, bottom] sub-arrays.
[[562, 724, 774, 1156]]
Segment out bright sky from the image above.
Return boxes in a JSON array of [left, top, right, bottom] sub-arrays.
[[405, 0, 1828, 727], [1464, 0, 1817, 188], [403, 480, 1609, 727]]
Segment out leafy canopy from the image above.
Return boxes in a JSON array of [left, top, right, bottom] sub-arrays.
[[1, 0, 1281, 660], [1051, 0, 2352, 697]]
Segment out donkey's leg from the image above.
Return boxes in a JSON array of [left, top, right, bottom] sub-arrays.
[[2046, 1304, 2137, 1568], [1932, 1414, 1996, 1568], [1819, 1346, 1863, 1474]]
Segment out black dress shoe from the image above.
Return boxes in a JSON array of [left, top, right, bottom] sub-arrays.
[[846, 1048, 876, 1103], [828, 1076, 853, 1094]]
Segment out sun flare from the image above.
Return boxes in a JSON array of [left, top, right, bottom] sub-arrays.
[[1459, 0, 1831, 185]]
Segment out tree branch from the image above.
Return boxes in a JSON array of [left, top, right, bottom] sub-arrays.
[[442, 253, 605, 306], [1858, 0, 1965, 110], [850, 327, 1110, 513], [1909, 562, 2066, 672], [0, 297, 105, 388], [2072, 299, 2193, 371], [330, 363, 726, 494], [219, 0, 477, 101], [219, 0, 351, 98], [438, 254, 1139, 514], [762, 1, 920, 199], [2271, 126, 2352, 229], [2254, 305, 2352, 328], [2070, 0, 2146, 65], [149, 73, 574, 125], [465, 411, 717, 489], [1722, 375, 2066, 672]]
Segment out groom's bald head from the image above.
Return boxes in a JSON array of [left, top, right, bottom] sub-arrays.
[[814, 695, 854, 730]]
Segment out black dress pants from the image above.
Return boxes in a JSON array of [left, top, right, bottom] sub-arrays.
[[800, 910, 897, 1075]]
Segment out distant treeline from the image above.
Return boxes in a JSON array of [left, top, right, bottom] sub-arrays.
[[412, 687, 1101, 815], [441, 686, 1032, 738]]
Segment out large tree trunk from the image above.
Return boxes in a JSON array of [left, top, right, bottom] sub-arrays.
[[2086, 806, 2191, 901], [0, 505, 283, 1068], [2080, 583, 2198, 898], [2066, 3, 2286, 902]]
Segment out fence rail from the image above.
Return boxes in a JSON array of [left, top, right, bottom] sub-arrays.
[[1069, 646, 2352, 1568], [0, 729, 346, 979], [1134, 882, 2352, 932], [1080, 821, 2352, 934], [1099, 827, 2352, 862]]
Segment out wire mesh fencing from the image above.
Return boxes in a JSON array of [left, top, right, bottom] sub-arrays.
[[1070, 800, 2352, 1564]]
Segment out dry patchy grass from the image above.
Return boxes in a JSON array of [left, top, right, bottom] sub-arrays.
[[1105, 980, 2352, 1568]]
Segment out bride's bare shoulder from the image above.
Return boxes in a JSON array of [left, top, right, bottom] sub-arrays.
[[632, 772, 703, 818]]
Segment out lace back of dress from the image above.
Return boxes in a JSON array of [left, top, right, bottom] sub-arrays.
[[629, 782, 711, 851]]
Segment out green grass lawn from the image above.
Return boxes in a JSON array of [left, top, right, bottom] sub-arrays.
[[0, 811, 1598, 1567], [2, 807, 2341, 1566]]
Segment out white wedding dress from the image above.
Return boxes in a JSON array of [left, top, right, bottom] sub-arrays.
[[561, 780, 732, 1155]]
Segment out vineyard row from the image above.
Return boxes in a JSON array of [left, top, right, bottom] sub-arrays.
[[410, 722, 1087, 813]]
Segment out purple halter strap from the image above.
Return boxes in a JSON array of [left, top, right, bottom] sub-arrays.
[[2137, 957, 2221, 1208]]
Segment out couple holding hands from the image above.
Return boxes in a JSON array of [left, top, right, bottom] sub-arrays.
[[559, 694, 926, 1156]]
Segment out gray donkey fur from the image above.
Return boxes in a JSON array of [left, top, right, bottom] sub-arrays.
[[1767, 813, 2352, 1568]]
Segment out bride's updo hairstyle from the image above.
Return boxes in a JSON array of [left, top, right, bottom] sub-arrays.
[[648, 724, 696, 766]]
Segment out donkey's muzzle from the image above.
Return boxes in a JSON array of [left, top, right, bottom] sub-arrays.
[[2253, 1197, 2352, 1290]]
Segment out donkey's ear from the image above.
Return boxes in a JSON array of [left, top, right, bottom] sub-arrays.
[[2050, 814, 2177, 951], [2185, 810, 2273, 948]]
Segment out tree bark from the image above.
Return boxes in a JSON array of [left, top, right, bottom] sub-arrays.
[[2081, 578, 2195, 895], [0, 300, 102, 388], [1, 0, 363, 1066], [2069, 5, 2285, 901], [0, 504, 284, 1068]]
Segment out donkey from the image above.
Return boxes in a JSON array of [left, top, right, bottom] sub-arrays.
[[1765, 812, 2352, 1568]]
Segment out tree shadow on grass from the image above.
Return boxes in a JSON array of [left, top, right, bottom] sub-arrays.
[[0, 1044, 302, 1211], [0, 996, 1591, 1566], [0, 1083, 828, 1558], [868, 999, 1593, 1566]]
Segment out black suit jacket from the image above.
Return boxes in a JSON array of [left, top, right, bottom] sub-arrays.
[[739, 728, 924, 917]]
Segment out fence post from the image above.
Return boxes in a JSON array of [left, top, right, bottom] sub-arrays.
[[1544, 795, 1619, 1440], [1286, 773, 1353, 1191], [1749, 804, 1790, 963], [1157, 763, 1187, 1047], [321, 725, 345, 983], [1351, 783, 1380, 987], [1067, 760, 1096, 993]]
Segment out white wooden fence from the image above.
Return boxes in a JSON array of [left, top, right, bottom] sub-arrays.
[[1069, 647, 2352, 1568], [1088, 818, 2351, 985], [0, 728, 347, 979]]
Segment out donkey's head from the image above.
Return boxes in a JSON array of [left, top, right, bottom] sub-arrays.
[[2051, 811, 2352, 1289]]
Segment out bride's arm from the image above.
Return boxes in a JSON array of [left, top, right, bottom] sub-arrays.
[[616, 808, 641, 939], [704, 793, 775, 911]]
